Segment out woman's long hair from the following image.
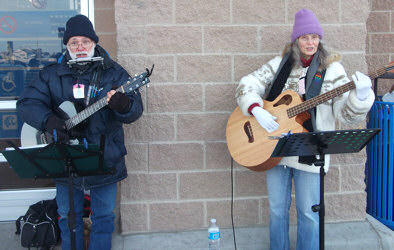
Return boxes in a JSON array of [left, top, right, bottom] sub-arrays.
[[289, 39, 329, 70]]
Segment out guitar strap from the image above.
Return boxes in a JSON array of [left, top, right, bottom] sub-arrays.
[[265, 50, 327, 165], [299, 51, 326, 165], [266, 51, 293, 101]]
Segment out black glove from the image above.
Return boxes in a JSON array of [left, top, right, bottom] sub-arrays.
[[108, 92, 131, 113], [45, 115, 69, 143]]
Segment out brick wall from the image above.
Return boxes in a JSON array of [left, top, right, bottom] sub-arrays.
[[366, 0, 394, 95], [97, 0, 394, 234]]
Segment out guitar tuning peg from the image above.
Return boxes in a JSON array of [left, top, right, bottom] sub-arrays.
[[134, 74, 137, 77], [146, 84, 150, 88]]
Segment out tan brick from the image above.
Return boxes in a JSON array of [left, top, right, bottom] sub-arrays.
[[124, 113, 175, 142], [375, 79, 393, 95], [340, 53, 368, 77], [331, 151, 367, 165], [371, 0, 394, 10], [115, 0, 173, 25], [150, 202, 204, 231], [179, 172, 231, 199], [207, 199, 261, 228], [234, 55, 275, 82], [370, 34, 394, 53], [341, 164, 367, 192], [175, 0, 230, 24], [120, 203, 148, 233], [149, 143, 204, 171], [392, 13, 394, 32], [326, 193, 366, 221], [125, 144, 148, 172], [341, 0, 370, 23], [234, 170, 267, 197], [97, 34, 117, 59], [117, 55, 175, 83], [259, 25, 292, 53], [323, 25, 366, 51], [146, 26, 202, 54], [366, 55, 391, 74], [177, 113, 228, 141], [288, 1, 340, 23], [121, 173, 177, 201], [95, 9, 116, 33], [206, 142, 232, 170], [204, 26, 258, 53], [177, 55, 232, 82], [367, 12, 391, 32], [95, 0, 114, 9], [233, 0, 284, 24], [205, 83, 237, 112], [117, 25, 146, 54], [147, 84, 203, 112], [325, 165, 340, 193]]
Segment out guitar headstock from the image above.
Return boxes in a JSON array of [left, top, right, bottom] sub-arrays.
[[119, 65, 154, 94], [386, 61, 394, 73]]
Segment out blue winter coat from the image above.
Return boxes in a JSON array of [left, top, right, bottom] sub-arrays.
[[17, 45, 143, 189]]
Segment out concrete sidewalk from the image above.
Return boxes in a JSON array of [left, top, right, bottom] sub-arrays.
[[2, 215, 393, 250]]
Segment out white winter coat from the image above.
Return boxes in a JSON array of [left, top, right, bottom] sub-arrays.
[[236, 50, 375, 173]]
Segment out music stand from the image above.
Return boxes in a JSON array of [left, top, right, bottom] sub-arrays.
[[2, 135, 113, 250], [271, 128, 380, 250]]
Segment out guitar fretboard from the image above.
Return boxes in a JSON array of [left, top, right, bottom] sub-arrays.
[[287, 64, 392, 118], [63, 70, 151, 130], [65, 98, 107, 130]]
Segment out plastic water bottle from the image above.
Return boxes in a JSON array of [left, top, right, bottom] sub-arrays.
[[208, 218, 220, 250]]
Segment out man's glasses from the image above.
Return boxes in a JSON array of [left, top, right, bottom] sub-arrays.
[[68, 40, 93, 49]]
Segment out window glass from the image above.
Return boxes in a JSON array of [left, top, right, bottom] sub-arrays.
[[0, 0, 83, 189]]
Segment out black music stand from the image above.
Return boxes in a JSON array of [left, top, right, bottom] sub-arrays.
[[2, 135, 113, 250], [271, 128, 380, 250]]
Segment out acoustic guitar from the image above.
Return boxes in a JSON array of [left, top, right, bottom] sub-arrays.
[[226, 62, 394, 171], [20, 67, 153, 147]]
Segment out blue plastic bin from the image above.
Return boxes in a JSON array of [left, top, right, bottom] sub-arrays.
[[366, 100, 394, 229]]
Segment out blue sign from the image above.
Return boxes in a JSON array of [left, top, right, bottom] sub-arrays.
[[0, 110, 22, 139], [0, 64, 25, 98], [0, 11, 78, 38]]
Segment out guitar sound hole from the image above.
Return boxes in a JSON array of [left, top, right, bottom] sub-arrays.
[[273, 94, 292, 107], [244, 121, 254, 143]]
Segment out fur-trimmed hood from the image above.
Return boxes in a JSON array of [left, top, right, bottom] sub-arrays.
[[281, 42, 342, 70]]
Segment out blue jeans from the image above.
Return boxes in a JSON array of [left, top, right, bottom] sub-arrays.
[[266, 165, 319, 250], [56, 182, 117, 250]]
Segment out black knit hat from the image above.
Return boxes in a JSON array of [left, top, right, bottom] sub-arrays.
[[63, 15, 99, 45]]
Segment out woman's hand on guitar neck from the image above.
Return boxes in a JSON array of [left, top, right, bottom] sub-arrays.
[[251, 106, 279, 133]]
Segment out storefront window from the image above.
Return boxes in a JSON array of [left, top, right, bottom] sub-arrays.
[[0, 0, 89, 189]]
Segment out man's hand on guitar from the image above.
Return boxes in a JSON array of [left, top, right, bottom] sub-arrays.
[[352, 71, 371, 101], [107, 90, 131, 113], [251, 106, 279, 133], [45, 115, 69, 143]]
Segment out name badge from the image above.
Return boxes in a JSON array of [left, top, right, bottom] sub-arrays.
[[73, 84, 85, 99]]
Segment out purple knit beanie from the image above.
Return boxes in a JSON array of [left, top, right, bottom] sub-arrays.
[[291, 9, 323, 42]]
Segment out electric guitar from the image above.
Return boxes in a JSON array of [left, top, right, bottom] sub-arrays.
[[20, 67, 153, 146], [226, 62, 394, 171]]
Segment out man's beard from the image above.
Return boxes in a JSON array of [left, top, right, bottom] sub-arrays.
[[68, 44, 96, 60]]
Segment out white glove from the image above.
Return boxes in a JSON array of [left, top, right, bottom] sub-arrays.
[[352, 71, 371, 101], [251, 106, 279, 133]]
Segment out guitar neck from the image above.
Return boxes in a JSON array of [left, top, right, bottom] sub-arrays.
[[287, 65, 389, 118], [65, 98, 107, 130], [62, 69, 152, 130]]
